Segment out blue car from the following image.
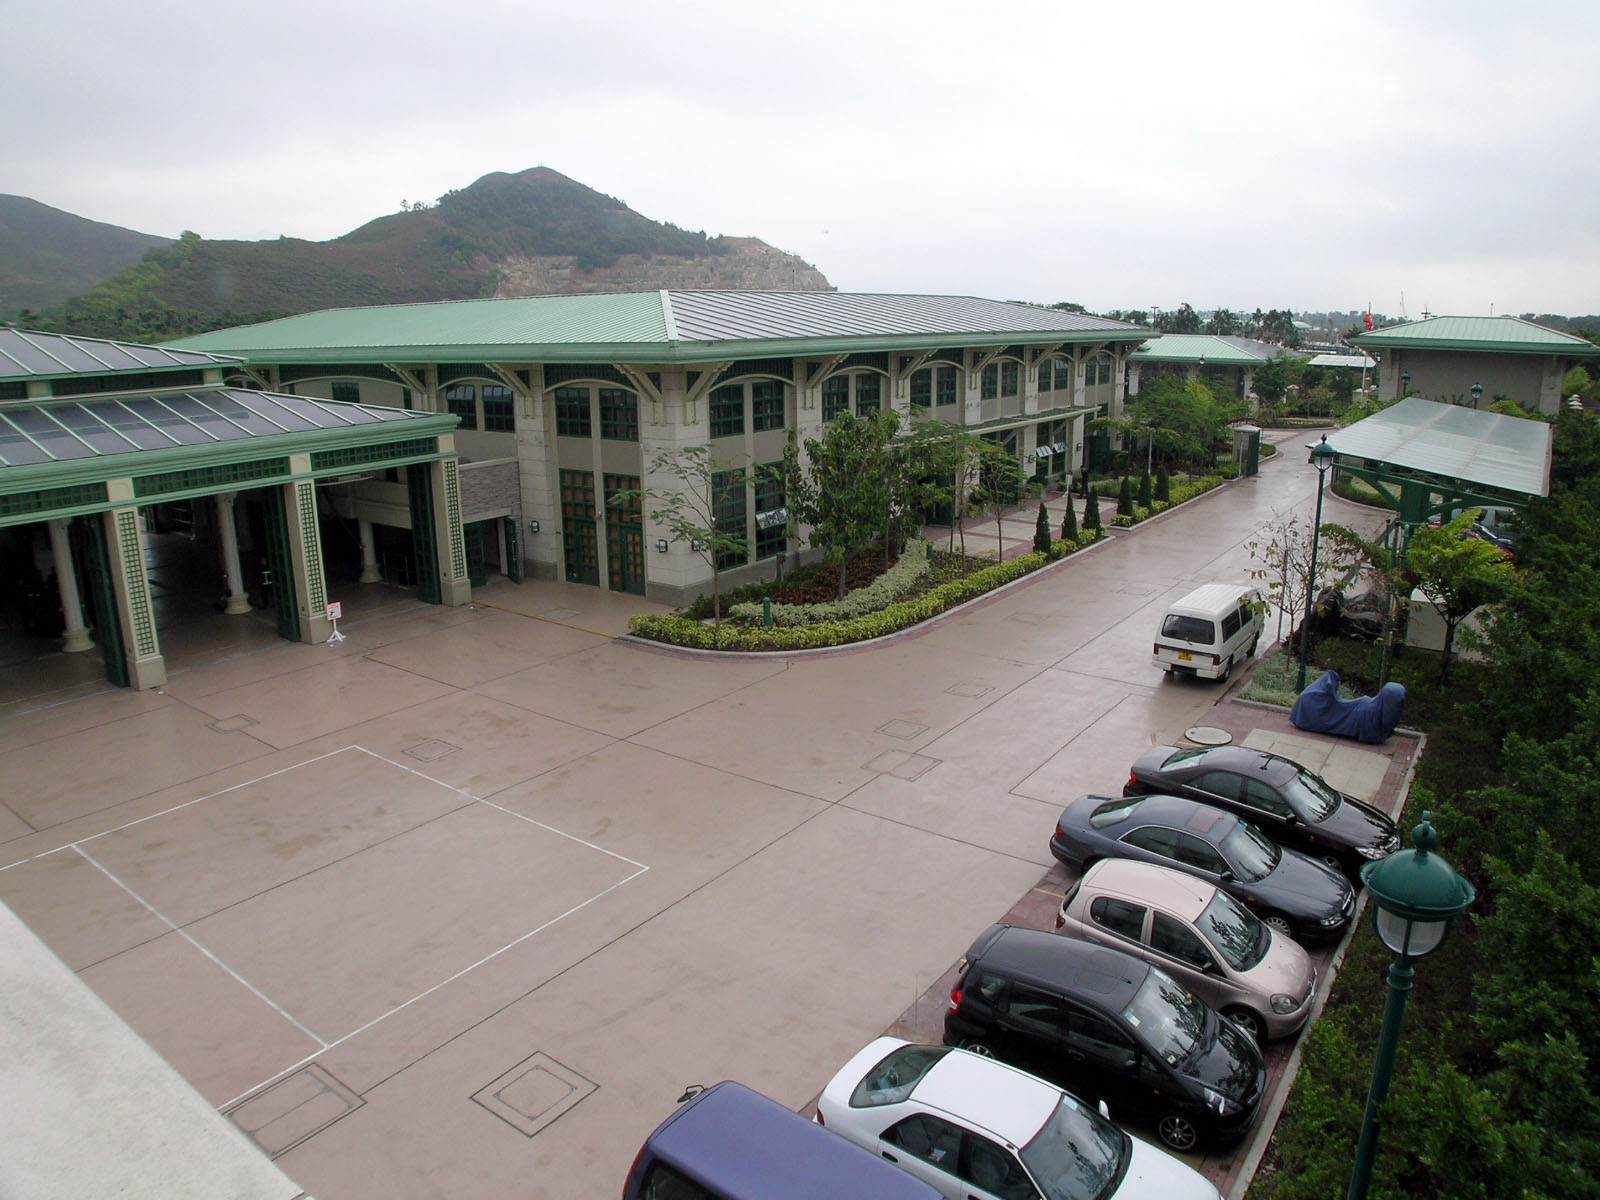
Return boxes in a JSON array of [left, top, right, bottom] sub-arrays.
[[1050, 792, 1354, 944]]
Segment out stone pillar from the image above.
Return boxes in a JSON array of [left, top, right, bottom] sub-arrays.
[[358, 518, 382, 583], [47, 518, 94, 653], [215, 493, 252, 614], [428, 455, 472, 606], [282, 461, 333, 643], [103, 498, 166, 690]]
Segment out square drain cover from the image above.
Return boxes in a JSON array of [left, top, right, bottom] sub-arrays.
[[472, 1052, 597, 1138]]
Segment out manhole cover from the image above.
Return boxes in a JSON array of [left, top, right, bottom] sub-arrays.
[[1184, 726, 1233, 746]]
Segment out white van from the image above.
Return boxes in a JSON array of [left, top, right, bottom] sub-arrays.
[[1152, 582, 1263, 681]]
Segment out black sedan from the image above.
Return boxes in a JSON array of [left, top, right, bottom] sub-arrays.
[[1124, 744, 1401, 880], [1049, 792, 1355, 943]]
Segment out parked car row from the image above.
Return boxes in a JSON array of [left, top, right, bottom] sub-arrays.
[[625, 745, 1398, 1199]]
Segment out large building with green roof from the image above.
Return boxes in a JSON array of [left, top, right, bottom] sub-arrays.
[[170, 291, 1151, 605], [1352, 315, 1600, 414]]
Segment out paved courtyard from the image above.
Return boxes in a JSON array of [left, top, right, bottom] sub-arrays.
[[1, 437, 1409, 1199]]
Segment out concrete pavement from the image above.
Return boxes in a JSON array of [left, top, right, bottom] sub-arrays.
[[0, 433, 1408, 1199]]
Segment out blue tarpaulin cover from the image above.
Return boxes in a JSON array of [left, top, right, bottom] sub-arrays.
[[1290, 670, 1406, 744]]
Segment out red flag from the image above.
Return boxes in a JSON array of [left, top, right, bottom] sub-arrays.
[[1364, 310, 1374, 331]]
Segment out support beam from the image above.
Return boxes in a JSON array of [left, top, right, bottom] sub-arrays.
[[46, 518, 93, 653], [103, 504, 165, 689], [214, 493, 252, 614]]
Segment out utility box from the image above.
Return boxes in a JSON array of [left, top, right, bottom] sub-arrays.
[[1233, 425, 1262, 476]]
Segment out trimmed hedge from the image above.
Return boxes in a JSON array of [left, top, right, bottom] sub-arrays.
[[629, 529, 1103, 651], [726, 539, 931, 626], [1109, 474, 1226, 527]]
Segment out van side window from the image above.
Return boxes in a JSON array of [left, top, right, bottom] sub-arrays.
[[1090, 897, 1146, 941], [640, 1162, 717, 1200], [1222, 610, 1242, 639]]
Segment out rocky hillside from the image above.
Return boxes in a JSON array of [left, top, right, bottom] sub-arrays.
[[21, 168, 831, 342]]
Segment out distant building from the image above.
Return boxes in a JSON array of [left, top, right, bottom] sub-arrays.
[[1127, 334, 1280, 401], [1352, 315, 1600, 414]]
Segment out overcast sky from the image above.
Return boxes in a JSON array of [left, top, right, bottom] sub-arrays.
[[7, 0, 1597, 317]]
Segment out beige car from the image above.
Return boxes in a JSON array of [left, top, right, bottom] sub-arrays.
[[1055, 858, 1316, 1042]]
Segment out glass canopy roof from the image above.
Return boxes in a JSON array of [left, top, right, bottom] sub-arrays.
[[0, 388, 422, 467]]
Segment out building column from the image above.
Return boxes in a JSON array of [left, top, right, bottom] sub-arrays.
[[429, 454, 472, 606], [103, 499, 166, 690], [46, 518, 94, 653], [358, 518, 382, 583], [215, 493, 252, 614], [283, 460, 333, 643]]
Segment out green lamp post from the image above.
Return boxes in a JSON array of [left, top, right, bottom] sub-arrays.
[[1296, 435, 1337, 693], [1346, 812, 1476, 1200]]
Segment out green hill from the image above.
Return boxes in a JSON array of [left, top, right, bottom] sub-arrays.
[[0, 195, 172, 316], [25, 167, 830, 342]]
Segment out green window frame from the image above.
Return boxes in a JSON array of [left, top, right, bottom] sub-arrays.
[[855, 373, 881, 416], [1001, 361, 1020, 397], [822, 376, 850, 421], [599, 387, 638, 441], [910, 370, 932, 409], [555, 387, 592, 437], [754, 466, 786, 560], [936, 366, 957, 406], [710, 383, 744, 438], [482, 384, 514, 432], [445, 383, 478, 429], [751, 380, 785, 432], [712, 467, 747, 569], [981, 363, 998, 401], [331, 380, 360, 404]]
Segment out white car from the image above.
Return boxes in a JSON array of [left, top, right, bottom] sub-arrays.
[[816, 1037, 1222, 1200]]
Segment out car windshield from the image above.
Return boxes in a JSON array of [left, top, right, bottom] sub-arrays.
[[1018, 1094, 1130, 1200], [1281, 768, 1341, 821], [848, 1044, 950, 1107], [1123, 968, 1209, 1069], [1089, 796, 1145, 829], [1197, 890, 1268, 971], [1219, 821, 1281, 882]]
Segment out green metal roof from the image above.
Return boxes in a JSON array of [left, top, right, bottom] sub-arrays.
[[0, 327, 240, 382], [1326, 397, 1551, 499], [1352, 315, 1600, 357], [1128, 334, 1279, 365], [163, 291, 1151, 366]]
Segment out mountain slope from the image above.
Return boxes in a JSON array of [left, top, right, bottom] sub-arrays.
[[0, 195, 172, 315], [33, 168, 831, 342]]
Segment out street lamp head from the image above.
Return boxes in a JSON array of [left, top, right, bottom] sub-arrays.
[[1471, 381, 1485, 405], [1308, 434, 1336, 475], [1361, 812, 1476, 958]]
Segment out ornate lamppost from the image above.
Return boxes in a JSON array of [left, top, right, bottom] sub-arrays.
[[1346, 813, 1476, 1200], [1296, 435, 1337, 693]]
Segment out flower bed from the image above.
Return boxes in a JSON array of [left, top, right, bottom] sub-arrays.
[[629, 529, 1103, 651]]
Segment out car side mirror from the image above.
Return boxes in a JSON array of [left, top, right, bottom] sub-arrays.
[[1098, 1099, 1111, 1119], [1218, 869, 1234, 883]]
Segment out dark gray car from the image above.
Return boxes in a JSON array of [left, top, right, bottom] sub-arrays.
[[1050, 793, 1355, 943]]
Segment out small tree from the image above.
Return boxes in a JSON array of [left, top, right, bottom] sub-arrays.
[[1060, 496, 1078, 541], [1083, 487, 1102, 533], [1138, 472, 1153, 509], [1409, 510, 1517, 681], [1117, 476, 1135, 517], [1033, 501, 1051, 554], [1156, 464, 1171, 502], [780, 411, 900, 600], [1246, 507, 1359, 655], [621, 444, 748, 630]]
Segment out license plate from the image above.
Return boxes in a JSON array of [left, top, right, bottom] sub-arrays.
[[1178, 652, 1193, 662]]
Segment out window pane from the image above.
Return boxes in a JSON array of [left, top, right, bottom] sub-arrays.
[[712, 468, 747, 569], [482, 384, 514, 432], [936, 366, 957, 406], [709, 383, 744, 438], [1001, 360, 1020, 397], [555, 387, 591, 437], [855, 373, 881, 416], [822, 376, 850, 421], [599, 388, 638, 441], [910, 369, 932, 409], [331, 380, 360, 404], [981, 363, 998, 400], [444, 383, 478, 430], [751, 380, 785, 431]]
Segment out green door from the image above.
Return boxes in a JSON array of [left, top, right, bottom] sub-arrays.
[[70, 515, 128, 688], [502, 517, 523, 583], [464, 521, 489, 587], [560, 469, 599, 585], [604, 474, 645, 595], [260, 487, 301, 640], [407, 465, 442, 604]]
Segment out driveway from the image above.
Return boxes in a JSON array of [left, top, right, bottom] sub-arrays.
[[0, 436, 1398, 1199]]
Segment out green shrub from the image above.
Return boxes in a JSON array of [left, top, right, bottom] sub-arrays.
[[725, 539, 930, 626]]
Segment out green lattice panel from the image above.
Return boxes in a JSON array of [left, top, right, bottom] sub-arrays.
[[442, 460, 466, 580], [543, 363, 632, 387], [0, 482, 107, 519], [114, 509, 157, 657], [311, 439, 437, 473], [296, 482, 326, 614], [134, 458, 291, 498]]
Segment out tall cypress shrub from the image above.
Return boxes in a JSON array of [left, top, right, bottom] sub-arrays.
[[1084, 487, 1102, 531], [1117, 476, 1135, 517], [1060, 497, 1078, 540], [1033, 501, 1051, 554], [1138, 472, 1153, 508]]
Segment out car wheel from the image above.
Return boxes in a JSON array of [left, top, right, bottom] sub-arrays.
[[960, 1039, 995, 1058], [1318, 852, 1345, 874], [1157, 1113, 1200, 1153], [1223, 1006, 1266, 1045], [1220, 654, 1235, 681], [1262, 911, 1295, 939]]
